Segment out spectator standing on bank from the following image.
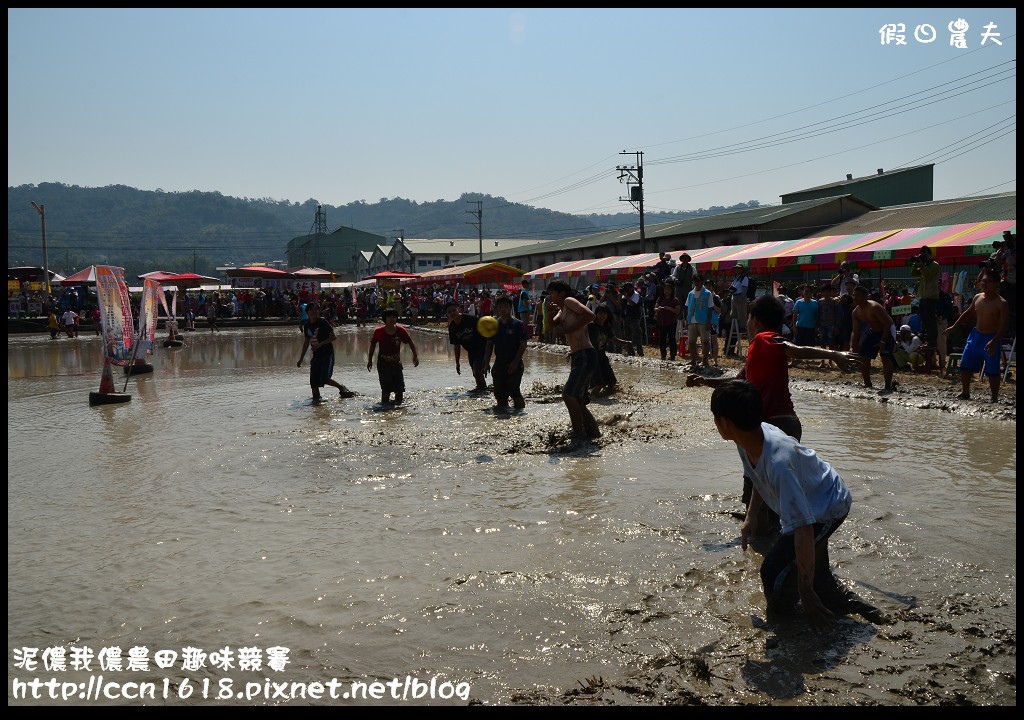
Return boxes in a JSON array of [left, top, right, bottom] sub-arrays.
[[911, 246, 941, 347], [672, 253, 695, 337], [944, 268, 1010, 403], [851, 286, 898, 393], [727, 264, 751, 355], [790, 284, 820, 368], [654, 281, 680, 361], [619, 282, 646, 357], [516, 279, 533, 321], [685, 274, 714, 371]]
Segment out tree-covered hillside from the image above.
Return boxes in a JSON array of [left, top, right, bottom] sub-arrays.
[[8, 183, 759, 281]]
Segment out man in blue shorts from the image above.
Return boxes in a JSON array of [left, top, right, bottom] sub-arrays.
[[850, 286, 897, 393], [943, 268, 1010, 402]]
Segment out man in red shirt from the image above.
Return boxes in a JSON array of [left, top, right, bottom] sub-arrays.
[[686, 295, 863, 532]]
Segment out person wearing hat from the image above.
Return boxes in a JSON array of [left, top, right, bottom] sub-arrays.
[[893, 324, 923, 372], [672, 252, 695, 337]]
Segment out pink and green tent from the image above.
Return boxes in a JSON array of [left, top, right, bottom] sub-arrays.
[[748, 230, 902, 272], [525, 253, 666, 281], [844, 221, 1016, 267], [589, 252, 669, 279], [690, 240, 796, 274]]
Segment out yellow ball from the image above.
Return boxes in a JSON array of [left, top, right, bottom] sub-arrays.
[[477, 315, 499, 338]]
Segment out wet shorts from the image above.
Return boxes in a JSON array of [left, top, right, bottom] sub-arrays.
[[857, 328, 895, 361], [563, 348, 597, 403], [309, 351, 335, 387], [960, 327, 1001, 377]]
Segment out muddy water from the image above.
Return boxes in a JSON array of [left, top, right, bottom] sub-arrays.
[[7, 325, 1016, 705]]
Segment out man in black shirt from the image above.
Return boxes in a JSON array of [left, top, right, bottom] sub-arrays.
[[445, 302, 489, 393]]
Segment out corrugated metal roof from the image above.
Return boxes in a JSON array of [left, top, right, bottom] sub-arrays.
[[786, 164, 933, 194], [809, 192, 1015, 235], [507, 195, 876, 258]]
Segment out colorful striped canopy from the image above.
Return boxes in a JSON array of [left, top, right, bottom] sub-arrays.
[[525, 253, 664, 281], [690, 240, 800, 273], [844, 221, 1016, 266], [751, 230, 902, 271]]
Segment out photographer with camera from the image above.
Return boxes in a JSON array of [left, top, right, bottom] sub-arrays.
[[985, 231, 1016, 325], [910, 246, 940, 349]]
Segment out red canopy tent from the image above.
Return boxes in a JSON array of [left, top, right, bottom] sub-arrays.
[[60, 266, 98, 286]]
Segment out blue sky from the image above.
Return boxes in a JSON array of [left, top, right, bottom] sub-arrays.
[[7, 8, 1017, 217]]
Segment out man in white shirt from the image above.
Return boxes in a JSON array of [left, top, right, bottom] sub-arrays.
[[894, 324, 923, 371]]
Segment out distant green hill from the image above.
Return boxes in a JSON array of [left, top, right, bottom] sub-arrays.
[[8, 183, 759, 281]]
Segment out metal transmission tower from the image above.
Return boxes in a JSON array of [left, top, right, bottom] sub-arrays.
[[466, 200, 483, 262], [309, 204, 329, 236], [617, 151, 647, 253]]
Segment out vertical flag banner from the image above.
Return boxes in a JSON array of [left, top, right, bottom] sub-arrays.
[[138, 278, 162, 356], [95, 265, 135, 365]]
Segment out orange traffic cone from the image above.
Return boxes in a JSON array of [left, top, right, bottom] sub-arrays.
[[99, 359, 116, 393], [90, 359, 131, 405]]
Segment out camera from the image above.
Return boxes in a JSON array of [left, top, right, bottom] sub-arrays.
[[910, 254, 922, 262]]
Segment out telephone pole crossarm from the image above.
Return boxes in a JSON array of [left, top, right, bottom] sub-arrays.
[[617, 151, 647, 253]]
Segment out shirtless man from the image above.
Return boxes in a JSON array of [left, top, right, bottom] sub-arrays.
[[850, 285, 897, 392], [547, 280, 601, 443], [944, 268, 1010, 402]]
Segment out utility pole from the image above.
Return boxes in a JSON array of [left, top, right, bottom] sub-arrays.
[[30, 202, 51, 295], [466, 200, 483, 263], [616, 151, 647, 254]]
